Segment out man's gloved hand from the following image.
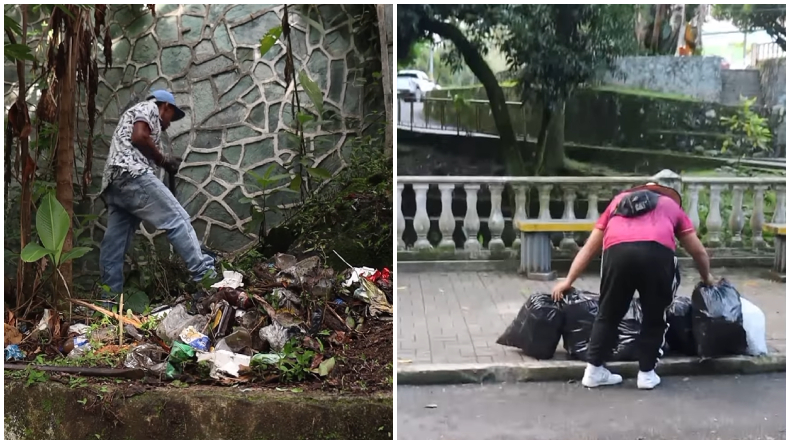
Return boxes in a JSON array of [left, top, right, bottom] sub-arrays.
[[161, 154, 182, 175]]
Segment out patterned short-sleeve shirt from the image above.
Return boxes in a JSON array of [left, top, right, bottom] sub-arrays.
[[100, 100, 162, 194]]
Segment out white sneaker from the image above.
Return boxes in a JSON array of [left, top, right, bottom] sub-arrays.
[[637, 370, 661, 390], [581, 364, 623, 388]]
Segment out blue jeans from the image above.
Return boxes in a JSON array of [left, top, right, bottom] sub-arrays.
[[99, 171, 216, 297]]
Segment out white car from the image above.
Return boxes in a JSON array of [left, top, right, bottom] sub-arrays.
[[397, 70, 440, 102]]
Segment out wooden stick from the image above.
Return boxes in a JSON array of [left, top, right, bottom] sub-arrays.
[[118, 293, 124, 347], [68, 299, 143, 328]]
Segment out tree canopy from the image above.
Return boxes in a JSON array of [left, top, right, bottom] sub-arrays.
[[713, 4, 786, 50], [397, 5, 638, 175]]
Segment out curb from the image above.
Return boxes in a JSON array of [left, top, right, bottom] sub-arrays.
[[397, 354, 786, 386]]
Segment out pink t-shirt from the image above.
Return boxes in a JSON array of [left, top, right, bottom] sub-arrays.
[[595, 193, 695, 251]]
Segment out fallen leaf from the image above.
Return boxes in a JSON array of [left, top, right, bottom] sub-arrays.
[[291, 387, 303, 393], [4, 323, 22, 347], [318, 357, 335, 376]]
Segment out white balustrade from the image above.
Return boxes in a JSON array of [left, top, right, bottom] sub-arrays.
[[705, 184, 726, 247], [728, 185, 745, 247], [397, 173, 785, 257], [412, 184, 432, 251], [773, 185, 786, 224], [559, 187, 579, 251], [488, 184, 506, 253], [437, 184, 456, 251], [686, 184, 701, 230], [511, 185, 528, 251], [463, 184, 482, 252], [751, 185, 768, 249]]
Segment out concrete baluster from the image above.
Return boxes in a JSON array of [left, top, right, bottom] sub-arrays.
[[560, 186, 579, 251], [705, 184, 726, 247], [397, 183, 405, 251], [751, 185, 768, 249], [728, 185, 745, 247], [511, 185, 528, 250], [437, 184, 456, 251], [686, 184, 701, 231], [463, 184, 481, 252], [413, 184, 432, 251], [538, 185, 553, 220], [772, 185, 786, 224], [585, 187, 600, 221], [488, 184, 506, 253]]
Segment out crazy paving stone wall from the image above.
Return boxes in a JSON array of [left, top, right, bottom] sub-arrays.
[[86, 4, 372, 256]]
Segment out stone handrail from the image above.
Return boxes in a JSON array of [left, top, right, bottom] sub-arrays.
[[397, 170, 786, 257]]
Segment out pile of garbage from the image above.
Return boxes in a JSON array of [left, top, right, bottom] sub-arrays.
[[5, 253, 393, 384], [497, 279, 767, 361]]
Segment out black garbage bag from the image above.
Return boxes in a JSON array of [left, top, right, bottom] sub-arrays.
[[666, 296, 696, 356], [612, 298, 642, 361], [691, 279, 747, 358], [561, 290, 599, 360], [496, 293, 564, 359]]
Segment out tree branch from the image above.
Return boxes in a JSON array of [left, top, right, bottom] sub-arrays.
[[418, 17, 524, 173]]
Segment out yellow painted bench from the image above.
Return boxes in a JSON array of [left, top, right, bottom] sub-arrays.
[[516, 220, 596, 280], [764, 223, 786, 280]]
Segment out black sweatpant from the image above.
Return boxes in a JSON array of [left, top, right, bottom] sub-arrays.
[[587, 241, 680, 372]]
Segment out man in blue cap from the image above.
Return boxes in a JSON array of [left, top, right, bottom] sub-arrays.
[[99, 90, 216, 299]]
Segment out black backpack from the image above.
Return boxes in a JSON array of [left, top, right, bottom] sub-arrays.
[[612, 190, 660, 218]]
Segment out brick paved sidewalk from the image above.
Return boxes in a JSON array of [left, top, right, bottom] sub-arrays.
[[397, 268, 786, 365]]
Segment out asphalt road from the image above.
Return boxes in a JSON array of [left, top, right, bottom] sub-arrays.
[[397, 374, 786, 440]]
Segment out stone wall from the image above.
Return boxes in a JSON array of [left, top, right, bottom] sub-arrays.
[[602, 56, 725, 102], [760, 58, 786, 107], [4, 4, 380, 258], [721, 69, 762, 106]]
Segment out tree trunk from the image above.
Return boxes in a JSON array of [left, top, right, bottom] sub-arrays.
[[376, 4, 393, 160], [534, 99, 566, 176], [12, 6, 36, 309], [420, 18, 525, 174], [54, 27, 78, 302], [651, 5, 665, 52], [544, 99, 566, 175]]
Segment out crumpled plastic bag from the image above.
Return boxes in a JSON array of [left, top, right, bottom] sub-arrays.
[[165, 341, 196, 379], [496, 292, 564, 360], [259, 323, 303, 352], [211, 270, 244, 289], [692, 279, 747, 358], [67, 335, 92, 359], [666, 296, 696, 356], [741, 297, 768, 356], [357, 279, 393, 318], [197, 350, 251, 378], [124, 344, 168, 376], [156, 304, 210, 345], [561, 290, 599, 361], [277, 256, 320, 286], [612, 298, 641, 362]]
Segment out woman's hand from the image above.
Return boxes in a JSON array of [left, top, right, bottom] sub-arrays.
[[551, 279, 573, 301]]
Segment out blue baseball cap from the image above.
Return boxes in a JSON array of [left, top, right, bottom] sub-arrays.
[[149, 90, 186, 122]]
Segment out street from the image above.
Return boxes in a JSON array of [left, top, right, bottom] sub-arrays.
[[397, 374, 786, 440]]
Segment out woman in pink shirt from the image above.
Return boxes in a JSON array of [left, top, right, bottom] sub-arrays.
[[551, 183, 715, 390]]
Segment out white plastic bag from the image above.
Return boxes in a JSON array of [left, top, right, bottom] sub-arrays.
[[740, 298, 768, 356]]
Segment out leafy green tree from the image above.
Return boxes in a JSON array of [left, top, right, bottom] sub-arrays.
[[398, 5, 637, 175], [713, 4, 786, 51]]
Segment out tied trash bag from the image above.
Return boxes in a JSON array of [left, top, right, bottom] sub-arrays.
[[561, 290, 599, 360], [612, 298, 642, 362], [691, 279, 747, 358], [741, 298, 768, 356], [496, 293, 564, 360], [665, 296, 696, 356]]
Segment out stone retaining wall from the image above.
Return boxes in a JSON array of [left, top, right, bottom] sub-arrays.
[[4, 381, 392, 439]]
